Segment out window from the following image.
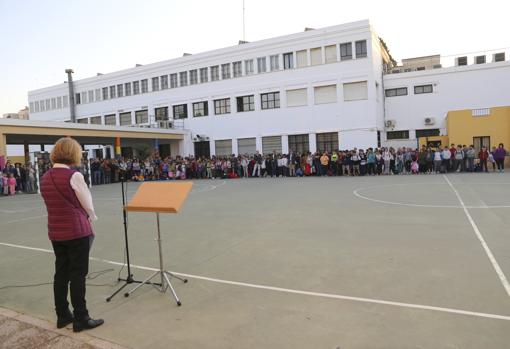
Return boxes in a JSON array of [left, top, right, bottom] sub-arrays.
[[355, 40, 367, 58], [110, 86, 116, 99], [221, 64, 231, 79], [385, 87, 408, 97], [135, 110, 148, 124], [82, 92, 87, 104], [236, 95, 254, 112], [51, 98, 56, 109], [77, 118, 88, 124], [192, 101, 208, 117], [215, 139, 232, 156], [57, 97, 62, 109], [95, 89, 101, 101], [155, 107, 169, 121], [124, 83, 132, 96], [286, 88, 307, 107], [161, 75, 169, 89], [494, 52, 505, 62], [104, 114, 116, 125], [456, 56, 468, 66], [283, 53, 293, 69], [199, 68, 208, 83], [141, 79, 148, 93], [316, 132, 339, 153], [270, 54, 280, 71], [257, 57, 266, 73], [473, 136, 490, 154], [325, 45, 337, 63], [314, 85, 337, 104], [472, 108, 490, 117], [170, 73, 178, 88], [475, 55, 486, 64], [237, 138, 256, 155], [29, 102, 34, 112], [40, 100, 45, 112], [245, 59, 254, 75], [173, 104, 188, 119], [262, 136, 282, 154], [343, 81, 368, 101], [75, 93, 81, 105], [117, 84, 123, 98], [45, 99, 50, 110], [90, 116, 101, 125], [386, 130, 410, 140], [210, 66, 219, 81], [296, 50, 307, 68], [414, 84, 433, 94], [340, 43, 352, 60], [261, 92, 280, 109], [415, 129, 440, 138], [179, 72, 188, 86], [288, 134, 309, 154], [88, 90, 94, 103], [189, 70, 198, 85], [119, 112, 132, 126], [133, 81, 140, 95], [233, 61, 242, 77], [63, 96, 69, 108], [34, 101, 39, 112], [214, 98, 231, 115], [152, 77, 160, 91], [310, 47, 322, 65]]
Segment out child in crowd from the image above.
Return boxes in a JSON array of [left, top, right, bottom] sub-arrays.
[[411, 160, 419, 174], [8, 173, 16, 195], [2, 172, 9, 195]]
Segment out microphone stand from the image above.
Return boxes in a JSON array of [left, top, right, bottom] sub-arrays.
[[106, 170, 160, 302]]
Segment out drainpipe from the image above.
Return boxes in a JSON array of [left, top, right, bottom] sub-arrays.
[[65, 69, 76, 123]]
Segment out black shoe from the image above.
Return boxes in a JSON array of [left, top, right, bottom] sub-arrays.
[[73, 317, 104, 332], [56, 311, 74, 329]]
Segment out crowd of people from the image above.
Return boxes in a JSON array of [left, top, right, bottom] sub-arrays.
[[85, 143, 507, 185], [0, 143, 507, 194]]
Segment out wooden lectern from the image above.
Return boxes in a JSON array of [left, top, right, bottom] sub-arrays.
[[123, 181, 193, 306]]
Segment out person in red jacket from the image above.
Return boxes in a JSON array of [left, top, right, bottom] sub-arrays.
[[40, 137, 104, 332], [478, 146, 489, 173]]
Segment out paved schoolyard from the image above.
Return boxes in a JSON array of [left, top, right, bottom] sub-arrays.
[[1, 173, 510, 348]]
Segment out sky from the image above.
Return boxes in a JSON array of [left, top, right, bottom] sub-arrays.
[[0, 0, 509, 115]]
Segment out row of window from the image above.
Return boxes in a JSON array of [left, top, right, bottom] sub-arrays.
[[75, 81, 369, 125], [386, 128, 440, 140], [205, 132, 340, 157], [30, 40, 368, 113], [385, 84, 433, 97], [29, 95, 69, 113]]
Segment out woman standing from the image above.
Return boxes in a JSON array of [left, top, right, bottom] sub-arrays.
[[40, 137, 104, 332], [494, 143, 507, 173]]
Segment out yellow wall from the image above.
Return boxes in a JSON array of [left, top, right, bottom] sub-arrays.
[[446, 106, 510, 148], [418, 136, 449, 149]]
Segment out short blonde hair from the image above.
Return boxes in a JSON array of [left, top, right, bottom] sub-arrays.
[[50, 137, 82, 166]]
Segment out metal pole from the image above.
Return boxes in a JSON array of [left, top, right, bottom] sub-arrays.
[[156, 213, 165, 288], [65, 69, 76, 123]]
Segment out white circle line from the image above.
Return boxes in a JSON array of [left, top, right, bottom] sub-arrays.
[[353, 184, 510, 209]]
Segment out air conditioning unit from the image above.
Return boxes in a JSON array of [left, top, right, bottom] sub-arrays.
[[157, 120, 172, 129], [385, 120, 396, 128], [424, 117, 435, 125]]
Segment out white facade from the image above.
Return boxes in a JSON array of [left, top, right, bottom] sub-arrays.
[[26, 19, 510, 156], [384, 60, 510, 148]]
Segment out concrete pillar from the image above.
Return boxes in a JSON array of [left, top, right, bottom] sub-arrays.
[[309, 133, 317, 153], [232, 138, 238, 156], [115, 137, 121, 158], [282, 135, 289, 154], [209, 139, 216, 156], [24, 142, 30, 164], [255, 136, 263, 154]]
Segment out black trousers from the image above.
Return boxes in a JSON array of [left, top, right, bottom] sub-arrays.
[[51, 235, 93, 320]]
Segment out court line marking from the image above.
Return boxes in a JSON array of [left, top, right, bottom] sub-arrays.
[[443, 175, 510, 297], [353, 182, 510, 209], [1, 241, 510, 321], [7, 215, 47, 224]]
